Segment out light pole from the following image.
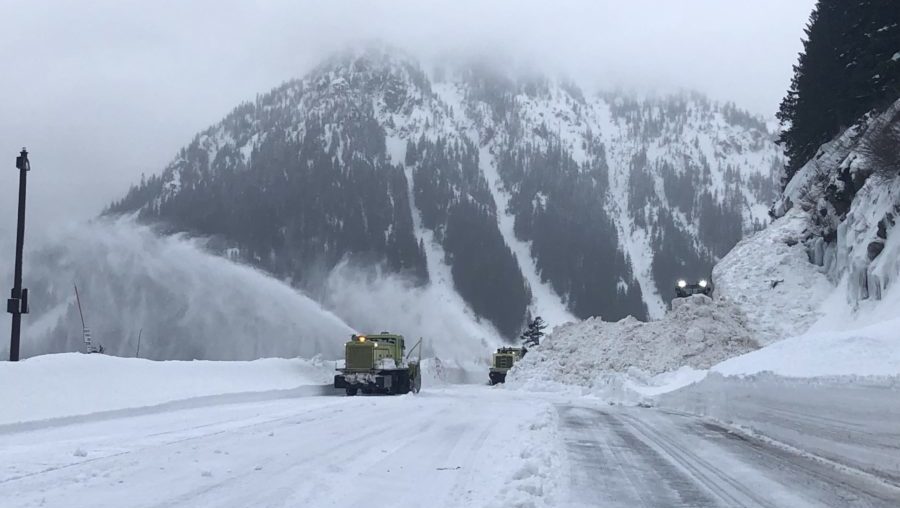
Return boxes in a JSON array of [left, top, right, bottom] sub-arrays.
[[7, 148, 30, 361]]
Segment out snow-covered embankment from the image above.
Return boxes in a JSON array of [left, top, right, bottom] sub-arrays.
[[0, 353, 335, 426]]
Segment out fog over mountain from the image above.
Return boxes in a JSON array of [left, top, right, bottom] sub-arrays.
[[4, 6, 900, 507], [105, 47, 780, 341], [0, 2, 814, 358], [0, 1, 814, 235]]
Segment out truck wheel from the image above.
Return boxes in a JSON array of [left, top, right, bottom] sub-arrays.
[[346, 387, 358, 396], [389, 372, 403, 395], [394, 370, 409, 395]]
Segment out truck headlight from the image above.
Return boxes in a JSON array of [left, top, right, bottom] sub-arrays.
[[677, 279, 687, 288], [699, 279, 708, 288]]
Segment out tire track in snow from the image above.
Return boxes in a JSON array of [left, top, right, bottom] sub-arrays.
[[558, 404, 900, 508], [693, 420, 900, 507], [618, 412, 779, 508], [201, 400, 447, 508], [559, 405, 715, 507], [0, 399, 349, 487]]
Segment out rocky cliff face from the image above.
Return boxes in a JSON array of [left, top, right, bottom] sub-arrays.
[[109, 47, 781, 338], [714, 99, 900, 342]]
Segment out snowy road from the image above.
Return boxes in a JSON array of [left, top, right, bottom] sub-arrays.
[[1, 386, 559, 508], [558, 405, 900, 508], [2, 386, 899, 508]]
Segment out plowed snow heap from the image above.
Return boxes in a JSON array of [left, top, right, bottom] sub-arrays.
[[508, 295, 758, 388]]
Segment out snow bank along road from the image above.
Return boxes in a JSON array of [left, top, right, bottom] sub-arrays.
[[657, 373, 900, 483], [559, 404, 900, 508], [3, 386, 900, 508]]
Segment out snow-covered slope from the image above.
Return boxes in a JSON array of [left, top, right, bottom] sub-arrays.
[[714, 99, 900, 344], [712, 208, 833, 343], [460, 78, 781, 320], [509, 99, 900, 395]]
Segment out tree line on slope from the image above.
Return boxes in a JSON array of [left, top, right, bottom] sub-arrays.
[[777, 0, 900, 187], [109, 96, 429, 292], [406, 135, 531, 339]]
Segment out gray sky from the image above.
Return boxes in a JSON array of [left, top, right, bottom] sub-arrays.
[[0, 0, 815, 234]]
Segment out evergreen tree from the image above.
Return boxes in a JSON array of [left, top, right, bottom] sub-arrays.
[[520, 316, 547, 347], [777, 1, 900, 187]]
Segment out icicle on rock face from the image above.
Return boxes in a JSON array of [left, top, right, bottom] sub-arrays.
[[731, 99, 900, 337]]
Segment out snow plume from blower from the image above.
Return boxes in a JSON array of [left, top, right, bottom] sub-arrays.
[[322, 261, 500, 361], [2, 218, 354, 361]]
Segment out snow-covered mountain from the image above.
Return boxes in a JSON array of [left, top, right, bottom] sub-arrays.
[[109, 47, 782, 339], [507, 99, 900, 400]]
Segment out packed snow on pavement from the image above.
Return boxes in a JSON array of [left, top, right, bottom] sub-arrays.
[[0, 381, 564, 508], [0, 354, 565, 508]]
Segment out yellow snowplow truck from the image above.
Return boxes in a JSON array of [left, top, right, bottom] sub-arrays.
[[334, 333, 422, 396], [489, 346, 526, 385]]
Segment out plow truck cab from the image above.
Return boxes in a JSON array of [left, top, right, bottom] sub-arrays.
[[489, 346, 526, 385], [334, 333, 422, 396], [675, 278, 713, 299]]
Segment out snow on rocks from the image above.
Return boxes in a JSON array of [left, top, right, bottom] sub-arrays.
[[773, 99, 900, 315], [702, 99, 900, 377], [712, 208, 833, 344], [507, 294, 757, 398]]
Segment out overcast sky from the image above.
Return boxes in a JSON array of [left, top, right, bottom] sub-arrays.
[[0, 0, 815, 235]]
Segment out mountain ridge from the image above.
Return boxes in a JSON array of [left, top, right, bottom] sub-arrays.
[[108, 47, 782, 338]]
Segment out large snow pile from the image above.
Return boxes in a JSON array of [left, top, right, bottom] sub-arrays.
[[507, 295, 757, 393], [712, 208, 833, 344], [712, 276, 900, 378], [0, 353, 334, 426], [714, 317, 900, 378]]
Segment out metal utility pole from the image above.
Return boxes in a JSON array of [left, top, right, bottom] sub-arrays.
[[7, 148, 31, 361], [74, 284, 95, 354]]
